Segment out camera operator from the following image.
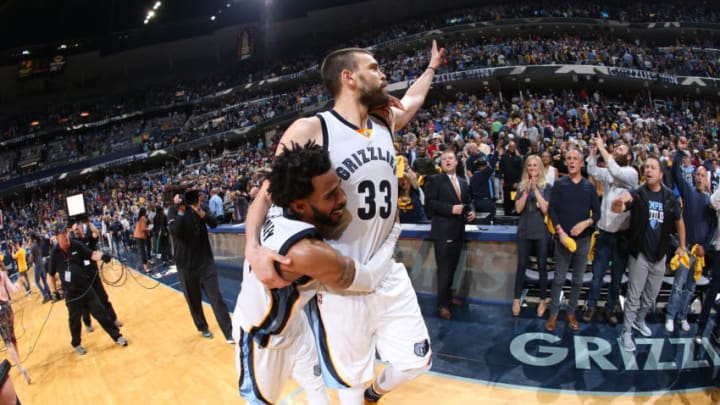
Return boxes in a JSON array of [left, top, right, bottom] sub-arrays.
[[47, 222, 128, 355], [168, 188, 233, 342], [71, 220, 122, 333]]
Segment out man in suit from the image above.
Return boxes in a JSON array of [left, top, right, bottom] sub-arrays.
[[426, 150, 476, 319]]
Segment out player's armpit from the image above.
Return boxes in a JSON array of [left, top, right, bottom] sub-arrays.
[[279, 238, 355, 289]]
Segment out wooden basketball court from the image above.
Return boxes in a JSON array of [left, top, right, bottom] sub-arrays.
[[5, 263, 719, 404]]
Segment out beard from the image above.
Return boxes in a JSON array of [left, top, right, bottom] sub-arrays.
[[359, 82, 389, 110], [313, 206, 351, 240], [615, 154, 629, 167]]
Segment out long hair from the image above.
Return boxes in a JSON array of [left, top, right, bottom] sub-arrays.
[[519, 154, 547, 193]]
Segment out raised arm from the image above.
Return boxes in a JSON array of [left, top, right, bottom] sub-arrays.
[[392, 40, 445, 131]]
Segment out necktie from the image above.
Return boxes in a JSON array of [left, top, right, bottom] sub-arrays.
[[451, 175, 461, 201]]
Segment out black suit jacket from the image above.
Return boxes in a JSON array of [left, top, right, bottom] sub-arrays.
[[426, 173, 472, 241]]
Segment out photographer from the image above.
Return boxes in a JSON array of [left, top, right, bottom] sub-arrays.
[[47, 222, 127, 355], [169, 189, 233, 342]]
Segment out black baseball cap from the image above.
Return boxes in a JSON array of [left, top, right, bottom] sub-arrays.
[[54, 222, 68, 234]]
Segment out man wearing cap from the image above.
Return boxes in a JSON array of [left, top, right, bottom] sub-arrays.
[[47, 222, 127, 355]]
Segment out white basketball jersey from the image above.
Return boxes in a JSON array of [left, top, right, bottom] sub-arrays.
[[233, 206, 320, 348], [318, 110, 397, 264]]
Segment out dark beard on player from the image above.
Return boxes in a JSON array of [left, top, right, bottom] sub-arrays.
[[359, 85, 389, 110], [313, 207, 351, 241], [615, 154, 629, 167]]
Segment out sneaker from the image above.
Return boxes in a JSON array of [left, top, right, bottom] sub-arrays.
[[664, 319, 674, 333], [41, 296, 50, 304], [116, 336, 128, 346], [74, 345, 87, 355], [226, 338, 235, 345], [632, 321, 652, 337], [24, 290, 31, 296], [680, 320, 691, 332], [620, 331, 636, 352], [85, 325, 94, 333], [202, 331, 213, 339], [694, 333, 703, 345]]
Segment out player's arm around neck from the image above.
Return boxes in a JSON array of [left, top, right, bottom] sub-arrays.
[[245, 117, 323, 289], [281, 238, 356, 290], [245, 180, 291, 289]]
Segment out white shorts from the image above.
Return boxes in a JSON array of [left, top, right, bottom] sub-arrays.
[[235, 313, 325, 404], [307, 261, 431, 388]]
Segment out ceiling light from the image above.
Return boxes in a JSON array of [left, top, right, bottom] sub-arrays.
[[21, 50, 30, 55], [153, 1, 162, 10], [210, 15, 216, 21]]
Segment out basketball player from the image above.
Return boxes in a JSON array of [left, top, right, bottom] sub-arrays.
[[233, 141, 402, 404], [245, 41, 444, 403]]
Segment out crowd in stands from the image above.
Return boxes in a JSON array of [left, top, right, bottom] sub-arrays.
[[0, 1, 719, 179]]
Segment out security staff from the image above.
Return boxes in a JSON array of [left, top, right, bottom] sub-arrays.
[[47, 222, 128, 355]]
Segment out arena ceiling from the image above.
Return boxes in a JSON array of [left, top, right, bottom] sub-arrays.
[[0, 0, 366, 50]]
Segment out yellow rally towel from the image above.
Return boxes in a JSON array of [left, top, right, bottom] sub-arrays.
[[669, 253, 690, 272], [544, 215, 555, 235], [691, 244, 705, 282], [563, 236, 577, 253], [588, 230, 599, 261]]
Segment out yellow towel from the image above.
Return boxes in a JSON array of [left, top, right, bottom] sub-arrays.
[[544, 215, 555, 235], [588, 230, 599, 261], [691, 244, 705, 282], [563, 236, 577, 253], [669, 253, 690, 272]]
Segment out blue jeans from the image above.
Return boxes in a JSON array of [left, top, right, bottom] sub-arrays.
[[513, 237, 549, 299], [665, 259, 697, 322], [586, 230, 629, 311], [34, 263, 50, 299]]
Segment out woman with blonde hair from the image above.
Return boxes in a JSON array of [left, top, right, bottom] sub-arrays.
[[512, 155, 552, 317]]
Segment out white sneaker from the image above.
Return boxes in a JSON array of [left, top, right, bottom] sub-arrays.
[[680, 320, 691, 332], [116, 336, 128, 346], [665, 319, 674, 333], [632, 321, 652, 337], [620, 331, 636, 352]]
